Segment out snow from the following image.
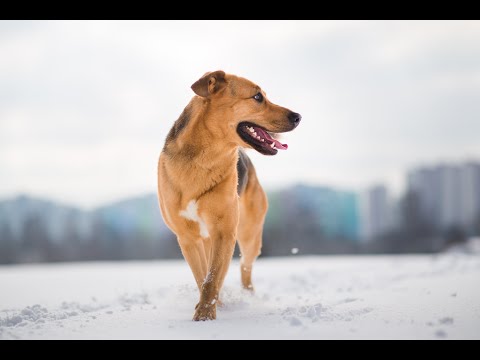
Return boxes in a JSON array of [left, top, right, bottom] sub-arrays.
[[1, 254, 480, 340]]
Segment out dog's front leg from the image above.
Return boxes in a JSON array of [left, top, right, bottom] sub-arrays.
[[193, 199, 238, 321]]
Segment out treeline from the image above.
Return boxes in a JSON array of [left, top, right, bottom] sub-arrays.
[[0, 214, 180, 264], [262, 190, 476, 256], [0, 190, 477, 265]]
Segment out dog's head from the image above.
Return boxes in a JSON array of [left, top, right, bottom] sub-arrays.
[[191, 70, 301, 155]]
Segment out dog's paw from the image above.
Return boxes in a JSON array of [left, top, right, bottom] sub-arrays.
[[242, 283, 255, 293], [193, 303, 216, 321]]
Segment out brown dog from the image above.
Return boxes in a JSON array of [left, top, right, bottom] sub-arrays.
[[157, 71, 301, 321]]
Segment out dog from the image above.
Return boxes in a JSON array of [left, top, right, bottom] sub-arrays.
[[157, 71, 301, 321]]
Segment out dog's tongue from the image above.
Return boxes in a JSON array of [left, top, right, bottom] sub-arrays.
[[273, 139, 288, 150], [255, 127, 288, 150]]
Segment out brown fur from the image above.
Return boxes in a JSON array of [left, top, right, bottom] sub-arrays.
[[157, 71, 300, 321]]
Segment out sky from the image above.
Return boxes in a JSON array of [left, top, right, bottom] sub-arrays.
[[1, 20, 480, 208]]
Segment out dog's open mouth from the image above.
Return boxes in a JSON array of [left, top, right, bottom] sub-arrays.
[[237, 122, 288, 156]]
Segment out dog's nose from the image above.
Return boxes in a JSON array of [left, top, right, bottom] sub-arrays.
[[288, 112, 302, 127]]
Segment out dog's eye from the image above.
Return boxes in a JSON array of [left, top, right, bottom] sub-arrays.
[[253, 93, 263, 103]]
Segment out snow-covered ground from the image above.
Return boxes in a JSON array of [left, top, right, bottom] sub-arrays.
[[1, 254, 479, 340]]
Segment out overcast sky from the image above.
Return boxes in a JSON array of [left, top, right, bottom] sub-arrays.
[[1, 20, 480, 208]]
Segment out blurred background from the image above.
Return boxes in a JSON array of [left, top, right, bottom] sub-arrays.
[[1, 20, 480, 264]]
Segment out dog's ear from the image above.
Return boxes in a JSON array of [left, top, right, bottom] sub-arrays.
[[191, 71, 227, 97]]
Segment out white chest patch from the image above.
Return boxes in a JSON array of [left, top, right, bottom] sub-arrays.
[[179, 200, 210, 238]]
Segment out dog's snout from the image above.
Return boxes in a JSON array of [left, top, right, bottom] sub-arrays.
[[288, 112, 302, 127]]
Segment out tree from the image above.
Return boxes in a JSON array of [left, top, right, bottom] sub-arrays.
[[0, 223, 17, 264], [21, 215, 51, 262]]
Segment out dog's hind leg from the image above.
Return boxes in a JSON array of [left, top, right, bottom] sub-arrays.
[[237, 226, 263, 291], [237, 168, 268, 292]]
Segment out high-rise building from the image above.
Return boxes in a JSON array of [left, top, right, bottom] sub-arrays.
[[407, 166, 441, 228], [408, 162, 480, 233], [460, 162, 480, 229], [269, 185, 360, 241], [360, 185, 391, 242]]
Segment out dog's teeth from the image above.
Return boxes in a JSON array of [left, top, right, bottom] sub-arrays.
[[257, 136, 261, 140], [270, 143, 275, 148], [253, 132, 257, 136], [248, 127, 254, 133], [261, 139, 264, 142]]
